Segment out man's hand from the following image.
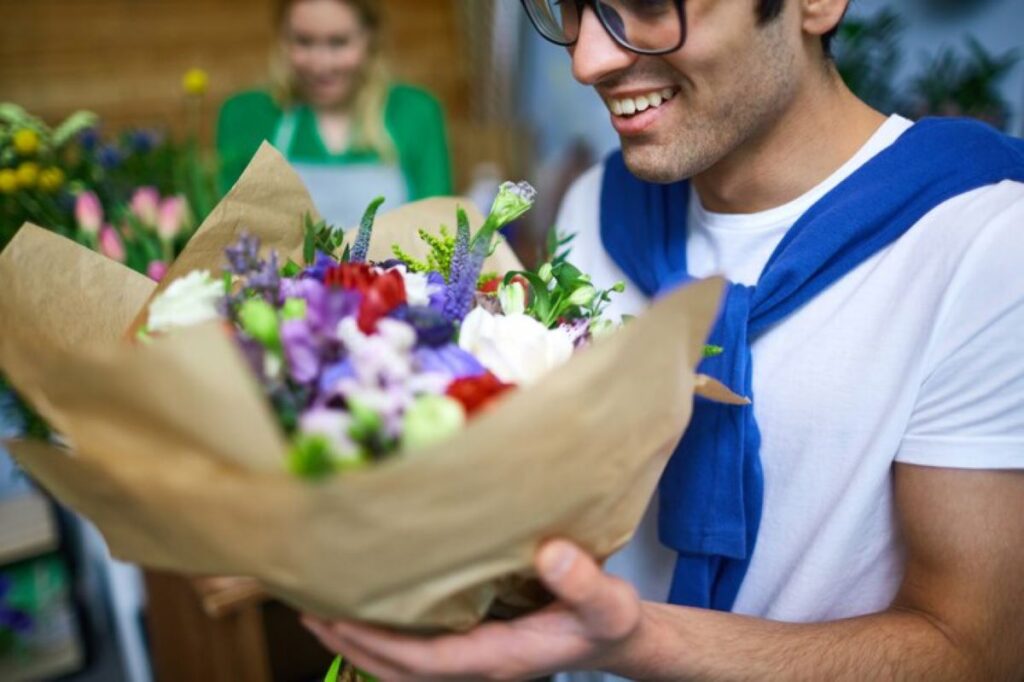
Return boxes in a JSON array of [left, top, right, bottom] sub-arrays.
[[302, 540, 645, 681]]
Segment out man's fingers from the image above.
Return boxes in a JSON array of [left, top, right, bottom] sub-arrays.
[[535, 540, 642, 642], [301, 616, 410, 681]]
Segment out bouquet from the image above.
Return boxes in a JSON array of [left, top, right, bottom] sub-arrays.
[[140, 178, 631, 476], [0, 143, 735, 631]]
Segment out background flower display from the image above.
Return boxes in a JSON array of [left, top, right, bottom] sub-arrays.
[[0, 69, 217, 268]]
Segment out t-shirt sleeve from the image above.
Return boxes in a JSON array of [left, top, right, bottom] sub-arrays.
[[896, 182, 1024, 470], [216, 90, 281, 195], [389, 86, 453, 200]]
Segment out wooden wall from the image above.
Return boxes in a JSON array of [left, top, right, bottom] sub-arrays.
[[0, 0, 521, 187]]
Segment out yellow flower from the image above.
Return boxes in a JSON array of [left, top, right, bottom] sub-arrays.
[[0, 169, 17, 194], [12, 128, 40, 156], [182, 68, 209, 96], [15, 162, 40, 189], [38, 166, 66, 193]]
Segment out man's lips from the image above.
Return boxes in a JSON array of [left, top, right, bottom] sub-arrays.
[[604, 87, 680, 137]]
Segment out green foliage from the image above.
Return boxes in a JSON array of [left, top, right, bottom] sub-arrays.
[[834, 9, 1019, 129], [392, 224, 458, 279]]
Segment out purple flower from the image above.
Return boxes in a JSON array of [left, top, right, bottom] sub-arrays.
[[389, 305, 454, 347], [413, 344, 485, 379], [224, 233, 261, 276], [350, 197, 386, 263], [426, 271, 446, 310], [318, 359, 356, 395], [282, 320, 320, 384], [303, 251, 336, 281], [248, 251, 281, 301]]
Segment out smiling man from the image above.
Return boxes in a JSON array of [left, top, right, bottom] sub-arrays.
[[302, 1, 1024, 679]]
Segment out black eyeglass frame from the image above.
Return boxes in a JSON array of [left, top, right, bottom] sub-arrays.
[[520, 0, 687, 56]]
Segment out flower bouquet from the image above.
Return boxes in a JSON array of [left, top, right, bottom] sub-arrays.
[[0, 143, 733, 631]]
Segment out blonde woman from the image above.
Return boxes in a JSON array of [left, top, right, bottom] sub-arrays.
[[217, 0, 452, 226]]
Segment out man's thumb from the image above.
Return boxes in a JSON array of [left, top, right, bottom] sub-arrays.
[[536, 540, 641, 641]]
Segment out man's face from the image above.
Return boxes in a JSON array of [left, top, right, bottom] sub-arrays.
[[570, 0, 803, 184]]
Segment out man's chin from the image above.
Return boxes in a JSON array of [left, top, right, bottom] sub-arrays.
[[619, 142, 689, 185]]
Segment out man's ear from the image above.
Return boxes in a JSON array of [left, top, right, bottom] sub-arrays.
[[800, 0, 849, 39]]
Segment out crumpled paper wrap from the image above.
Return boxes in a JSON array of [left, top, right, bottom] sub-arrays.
[[0, 143, 728, 631]]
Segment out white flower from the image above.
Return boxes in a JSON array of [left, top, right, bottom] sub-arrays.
[[147, 270, 223, 332], [458, 307, 573, 385], [389, 266, 440, 307], [498, 281, 526, 316]]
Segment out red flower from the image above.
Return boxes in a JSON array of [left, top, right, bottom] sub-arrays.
[[446, 371, 515, 416], [325, 263, 377, 292], [357, 269, 407, 333], [478, 275, 530, 302]]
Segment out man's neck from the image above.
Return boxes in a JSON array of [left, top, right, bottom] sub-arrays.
[[693, 71, 887, 215]]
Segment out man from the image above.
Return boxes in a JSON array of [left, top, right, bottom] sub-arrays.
[[303, 1, 1024, 679]]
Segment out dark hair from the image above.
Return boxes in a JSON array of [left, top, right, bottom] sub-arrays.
[[756, 0, 844, 57]]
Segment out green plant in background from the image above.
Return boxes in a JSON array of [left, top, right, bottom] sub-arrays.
[[907, 38, 1019, 130], [834, 8, 905, 114], [833, 8, 1020, 132]]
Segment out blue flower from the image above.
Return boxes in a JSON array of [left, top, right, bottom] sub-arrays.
[[98, 145, 123, 170]]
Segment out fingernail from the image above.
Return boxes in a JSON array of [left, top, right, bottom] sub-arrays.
[[539, 542, 577, 581]]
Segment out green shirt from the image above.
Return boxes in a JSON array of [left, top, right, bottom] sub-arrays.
[[216, 83, 453, 200]]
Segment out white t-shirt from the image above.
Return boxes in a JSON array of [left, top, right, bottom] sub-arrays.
[[556, 115, 1024, 681]]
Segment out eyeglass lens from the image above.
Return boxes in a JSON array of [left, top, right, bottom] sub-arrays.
[[525, 0, 683, 54]]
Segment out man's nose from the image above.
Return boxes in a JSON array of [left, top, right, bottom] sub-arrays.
[[570, 6, 637, 86]]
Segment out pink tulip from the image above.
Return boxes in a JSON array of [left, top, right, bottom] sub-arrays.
[[130, 186, 160, 225], [98, 225, 126, 262], [75, 192, 103, 235], [146, 260, 169, 281], [157, 196, 189, 241]]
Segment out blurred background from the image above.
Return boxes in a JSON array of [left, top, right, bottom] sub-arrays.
[[1, 0, 1021, 680]]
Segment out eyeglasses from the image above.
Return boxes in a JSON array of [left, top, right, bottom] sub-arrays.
[[520, 0, 686, 56]]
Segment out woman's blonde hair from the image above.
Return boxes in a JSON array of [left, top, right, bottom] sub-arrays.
[[270, 0, 395, 161]]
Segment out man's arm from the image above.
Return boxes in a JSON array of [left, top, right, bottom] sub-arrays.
[[303, 464, 1024, 681], [614, 464, 1024, 681]]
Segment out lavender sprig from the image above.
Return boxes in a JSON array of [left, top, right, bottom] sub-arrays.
[[349, 197, 386, 263]]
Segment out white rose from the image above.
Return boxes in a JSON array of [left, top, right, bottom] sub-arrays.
[[147, 270, 223, 332], [458, 307, 573, 385]]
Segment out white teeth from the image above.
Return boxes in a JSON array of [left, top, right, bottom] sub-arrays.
[[608, 88, 676, 117]]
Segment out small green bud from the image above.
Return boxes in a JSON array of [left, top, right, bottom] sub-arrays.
[[486, 181, 537, 230], [347, 399, 383, 443], [538, 263, 554, 284], [612, 281, 626, 293], [498, 281, 526, 316], [589, 318, 617, 341], [282, 297, 307, 321], [402, 395, 466, 452], [238, 298, 280, 350], [568, 285, 597, 307], [287, 434, 336, 479]]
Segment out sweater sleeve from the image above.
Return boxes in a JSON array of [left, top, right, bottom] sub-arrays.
[[388, 85, 454, 200], [215, 90, 282, 195]]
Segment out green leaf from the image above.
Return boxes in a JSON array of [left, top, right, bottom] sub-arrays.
[[281, 260, 302, 277], [51, 110, 99, 148], [324, 656, 342, 682], [303, 214, 316, 265], [703, 344, 724, 359]]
